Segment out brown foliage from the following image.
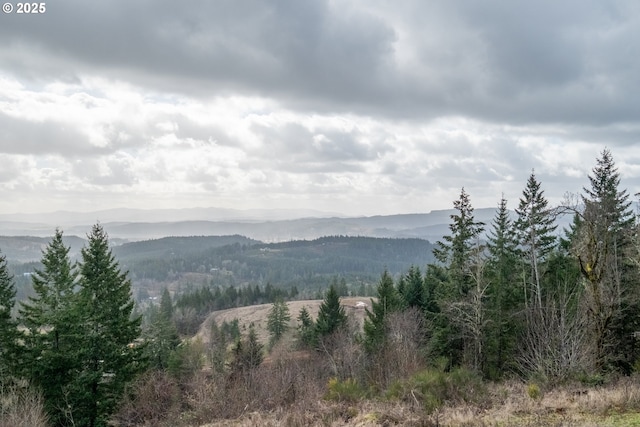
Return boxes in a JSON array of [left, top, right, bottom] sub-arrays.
[[0, 384, 48, 427], [112, 370, 182, 427]]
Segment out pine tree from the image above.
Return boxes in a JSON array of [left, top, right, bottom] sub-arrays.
[[315, 283, 347, 339], [431, 188, 484, 367], [0, 251, 18, 382], [515, 171, 557, 309], [484, 197, 522, 377], [231, 324, 264, 375], [19, 229, 81, 426], [574, 149, 638, 371], [267, 299, 291, 348], [363, 270, 402, 352], [143, 307, 180, 371], [72, 224, 144, 427], [433, 188, 485, 297], [159, 287, 173, 321], [403, 266, 425, 310], [296, 306, 316, 348]]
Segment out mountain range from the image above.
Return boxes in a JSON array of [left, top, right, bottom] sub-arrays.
[[0, 207, 503, 241]]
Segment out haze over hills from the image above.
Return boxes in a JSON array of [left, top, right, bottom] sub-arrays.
[[0, 206, 510, 243]]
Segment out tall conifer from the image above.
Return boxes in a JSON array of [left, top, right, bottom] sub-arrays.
[[72, 224, 144, 427], [19, 229, 80, 426], [0, 251, 17, 382]]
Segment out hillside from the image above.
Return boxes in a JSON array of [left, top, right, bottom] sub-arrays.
[[0, 235, 87, 262], [119, 235, 435, 299], [194, 297, 372, 347]]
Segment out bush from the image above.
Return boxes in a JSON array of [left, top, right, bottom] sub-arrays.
[[325, 377, 367, 402], [112, 370, 181, 427], [0, 384, 48, 427], [526, 383, 542, 400], [386, 366, 487, 413]]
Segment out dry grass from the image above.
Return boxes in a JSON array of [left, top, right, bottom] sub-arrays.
[[128, 300, 640, 427], [193, 298, 372, 346], [0, 384, 48, 427], [192, 377, 640, 427]]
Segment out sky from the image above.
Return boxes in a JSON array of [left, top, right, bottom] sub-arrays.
[[1, 0, 640, 217]]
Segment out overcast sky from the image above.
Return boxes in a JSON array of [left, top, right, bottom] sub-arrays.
[[1, 1, 639, 217]]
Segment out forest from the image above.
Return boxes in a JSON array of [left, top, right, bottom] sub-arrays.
[[2, 148, 640, 426]]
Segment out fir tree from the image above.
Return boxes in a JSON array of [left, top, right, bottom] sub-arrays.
[[19, 229, 81, 426], [433, 188, 485, 296], [0, 251, 18, 382], [296, 306, 316, 348], [315, 283, 347, 339], [231, 324, 264, 374], [72, 224, 144, 427], [575, 149, 638, 371], [430, 188, 484, 367], [484, 197, 522, 377], [403, 265, 425, 310], [515, 171, 557, 309], [159, 287, 173, 321], [363, 270, 402, 352], [267, 299, 291, 348]]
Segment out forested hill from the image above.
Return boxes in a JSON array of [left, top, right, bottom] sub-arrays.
[[112, 235, 259, 260], [114, 235, 435, 294]]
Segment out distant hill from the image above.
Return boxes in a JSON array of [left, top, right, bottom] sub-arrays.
[[0, 235, 87, 263], [112, 235, 259, 261], [118, 235, 435, 291], [0, 207, 501, 242]]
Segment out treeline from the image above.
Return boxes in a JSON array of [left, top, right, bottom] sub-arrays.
[[171, 282, 299, 335], [353, 148, 640, 382], [119, 235, 435, 289]]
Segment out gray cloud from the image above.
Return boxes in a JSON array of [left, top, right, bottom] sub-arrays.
[[1, 1, 640, 215], [0, 113, 95, 156], [250, 122, 392, 173], [2, 0, 636, 127]]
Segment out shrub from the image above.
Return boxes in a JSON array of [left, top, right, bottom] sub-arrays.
[[0, 384, 48, 427], [325, 377, 367, 402], [112, 370, 181, 426], [526, 382, 542, 400], [386, 366, 487, 414]]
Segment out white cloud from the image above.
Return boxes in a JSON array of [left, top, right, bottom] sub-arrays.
[[1, 1, 639, 216]]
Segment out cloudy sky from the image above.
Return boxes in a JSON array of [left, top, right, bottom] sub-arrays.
[[1, 0, 639, 217]]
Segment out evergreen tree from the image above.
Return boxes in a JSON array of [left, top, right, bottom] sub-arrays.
[[363, 270, 402, 352], [431, 188, 484, 367], [209, 320, 228, 373], [296, 306, 316, 348], [159, 288, 173, 321], [574, 149, 638, 371], [143, 306, 180, 371], [484, 197, 522, 377], [19, 229, 81, 426], [244, 325, 264, 370], [403, 265, 425, 310], [315, 283, 347, 339], [433, 188, 485, 297], [515, 171, 557, 310], [267, 299, 291, 348], [0, 251, 18, 382], [231, 324, 263, 374], [72, 224, 144, 427]]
